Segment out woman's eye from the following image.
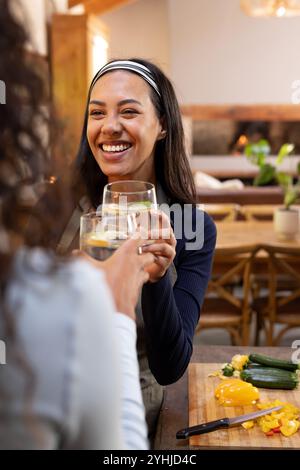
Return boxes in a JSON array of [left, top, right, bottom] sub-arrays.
[[90, 110, 104, 117], [122, 109, 138, 115]]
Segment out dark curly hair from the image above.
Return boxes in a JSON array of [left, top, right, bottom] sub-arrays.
[[0, 0, 71, 285]]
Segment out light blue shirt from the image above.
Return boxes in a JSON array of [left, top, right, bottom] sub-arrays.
[[0, 248, 148, 450]]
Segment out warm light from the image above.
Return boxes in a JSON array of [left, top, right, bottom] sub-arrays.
[[237, 134, 248, 146], [240, 0, 300, 17], [48, 176, 57, 184], [276, 5, 287, 14]]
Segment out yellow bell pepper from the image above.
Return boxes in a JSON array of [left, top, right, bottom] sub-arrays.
[[242, 420, 254, 429], [215, 379, 259, 406], [256, 400, 300, 437], [280, 418, 300, 437], [231, 355, 249, 371]]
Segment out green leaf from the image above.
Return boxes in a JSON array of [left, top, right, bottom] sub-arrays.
[[257, 139, 271, 155], [244, 140, 270, 167], [253, 164, 276, 186], [276, 172, 292, 189], [257, 153, 266, 167], [284, 188, 299, 209], [283, 181, 300, 208], [275, 143, 295, 165]]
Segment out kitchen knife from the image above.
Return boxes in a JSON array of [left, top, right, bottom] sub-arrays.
[[176, 405, 283, 439]]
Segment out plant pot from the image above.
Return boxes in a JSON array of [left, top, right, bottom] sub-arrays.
[[273, 207, 299, 241]]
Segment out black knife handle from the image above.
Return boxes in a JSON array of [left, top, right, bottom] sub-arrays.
[[176, 418, 230, 439]]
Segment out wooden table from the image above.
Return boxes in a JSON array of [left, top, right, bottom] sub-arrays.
[[215, 221, 300, 251], [196, 187, 284, 205], [191, 156, 300, 180], [154, 345, 295, 450]]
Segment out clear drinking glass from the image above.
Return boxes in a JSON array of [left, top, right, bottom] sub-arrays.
[[102, 180, 157, 213], [80, 211, 137, 261], [102, 181, 158, 242]]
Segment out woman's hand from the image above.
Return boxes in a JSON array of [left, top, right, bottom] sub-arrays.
[[140, 210, 176, 283], [73, 236, 155, 320]]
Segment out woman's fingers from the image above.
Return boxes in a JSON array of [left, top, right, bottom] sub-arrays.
[[136, 209, 176, 248], [141, 242, 176, 259]]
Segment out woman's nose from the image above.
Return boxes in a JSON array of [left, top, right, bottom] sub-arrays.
[[101, 114, 122, 136]]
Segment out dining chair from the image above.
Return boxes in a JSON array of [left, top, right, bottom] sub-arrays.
[[240, 204, 277, 221], [201, 203, 240, 221], [196, 245, 258, 345], [240, 205, 296, 301], [253, 245, 300, 346]]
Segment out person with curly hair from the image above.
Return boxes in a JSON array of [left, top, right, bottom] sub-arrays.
[[0, 0, 153, 450]]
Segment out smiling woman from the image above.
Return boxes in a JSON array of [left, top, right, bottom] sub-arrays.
[[87, 70, 165, 182], [55, 58, 217, 444]]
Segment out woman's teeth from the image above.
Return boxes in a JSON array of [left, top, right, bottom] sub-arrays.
[[101, 143, 131, 153]]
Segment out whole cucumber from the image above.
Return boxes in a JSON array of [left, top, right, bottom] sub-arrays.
[[249, 353, 299, 372], [241, 368, 298, 390]]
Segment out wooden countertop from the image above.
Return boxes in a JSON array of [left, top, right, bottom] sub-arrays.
[[154, 345, 296, 450], [215, 221, 300, 250]]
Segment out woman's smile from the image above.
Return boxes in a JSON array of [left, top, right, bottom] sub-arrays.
[[98, 140, 133, 161]]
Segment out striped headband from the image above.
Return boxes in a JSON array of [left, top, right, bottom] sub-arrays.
[[90, 60, 161, 97]]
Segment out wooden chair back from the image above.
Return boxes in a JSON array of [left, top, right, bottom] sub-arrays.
[[196, 245, 258, 345], [263, 245, 300, 345], [201, 203, 240, 221]]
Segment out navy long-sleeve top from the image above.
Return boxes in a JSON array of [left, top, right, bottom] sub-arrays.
[[141, 208, 216, 386]]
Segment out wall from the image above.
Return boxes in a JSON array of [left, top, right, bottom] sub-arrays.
[[17, 0, 48, 54], [100, 0, 170, 73], [18, 0, 300, 104], [19, 0, 68, 55], [168, 0, 300, 104]]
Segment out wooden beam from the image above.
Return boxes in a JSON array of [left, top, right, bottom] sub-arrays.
[[68, 0, 137, 15], [68, 0, 82, 7], [180, 104, 300, 121]]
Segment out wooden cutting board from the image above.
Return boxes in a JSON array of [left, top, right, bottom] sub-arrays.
[[189, 363, 300, 449]]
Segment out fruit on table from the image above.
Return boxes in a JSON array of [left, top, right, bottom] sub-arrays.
[[215, 379, 259, 406], [241, 420, 255, 430], [248, 353, 300, 372], [221, 363, 234, 377], [280, 418, 300, 437], [231, 355, 249, 371], [241, 367, 298, 390], [256, 400, 300, 437]]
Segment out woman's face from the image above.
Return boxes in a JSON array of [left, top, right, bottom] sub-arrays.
[[87, 70, 164, 182]]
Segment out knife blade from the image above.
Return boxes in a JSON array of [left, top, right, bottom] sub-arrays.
[[176, 405, 283, 439]]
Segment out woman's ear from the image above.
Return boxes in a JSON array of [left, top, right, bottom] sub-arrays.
[[157, 117, 167, 141], [157, 128, 167, 141]]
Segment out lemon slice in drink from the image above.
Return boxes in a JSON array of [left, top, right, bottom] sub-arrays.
[[85, 234, 110, 248], [128, 201, 152, 212]]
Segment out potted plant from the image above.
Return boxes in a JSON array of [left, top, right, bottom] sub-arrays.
[[245, 141, 300, 240], [244, 140, 296, 186], [274, 168, 300, 241]]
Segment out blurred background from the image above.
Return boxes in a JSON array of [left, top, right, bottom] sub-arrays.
[[17, 0, 300, 346]]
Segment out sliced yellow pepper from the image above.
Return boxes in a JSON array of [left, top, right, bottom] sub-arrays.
[[280, 419, 300, 437], [215, 379, 259, 406], [256, 400, 300, 437], [231, 355, 249, 371], [242, 420, 254, 429]]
